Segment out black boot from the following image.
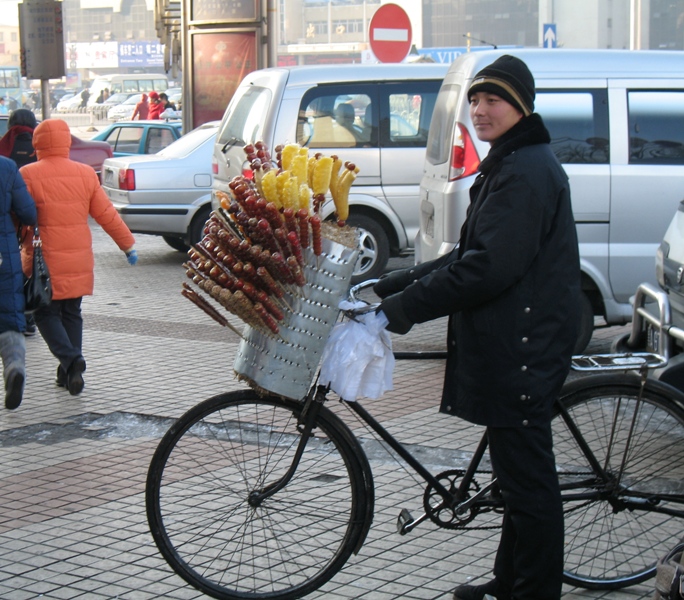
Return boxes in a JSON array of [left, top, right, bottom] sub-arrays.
[[453, 579, 511, 600], [56, 365, 67, 388], [67, 356, 86, 396], [5, 370, 25, 410]]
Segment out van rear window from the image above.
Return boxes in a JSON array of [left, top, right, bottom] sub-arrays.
[[217, 86, 272, 147], [426, 83, 460, 166], [628, 91, 684, 165]]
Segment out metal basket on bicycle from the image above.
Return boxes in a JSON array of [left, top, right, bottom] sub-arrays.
[[234, 237, 359, 400]]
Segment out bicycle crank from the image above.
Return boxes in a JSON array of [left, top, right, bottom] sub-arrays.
[[423, 469, 482, 529]]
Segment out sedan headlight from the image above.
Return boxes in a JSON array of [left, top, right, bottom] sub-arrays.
[[656, 241, 669, 288]]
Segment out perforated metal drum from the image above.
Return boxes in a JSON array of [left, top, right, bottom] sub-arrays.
[[234, 238, 359, 400]]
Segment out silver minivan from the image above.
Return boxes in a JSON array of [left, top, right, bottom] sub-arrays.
[[211, 63, 449, 282], [418, 48, 684, 351]]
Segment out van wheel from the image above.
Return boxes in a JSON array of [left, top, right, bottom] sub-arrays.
[[347, 214, 390, 284], [189, 206, 212, 247], [163, 236, 189, 252], [574, 292, 594, 354]]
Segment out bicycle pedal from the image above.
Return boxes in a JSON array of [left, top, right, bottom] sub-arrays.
[[397, 508, 412, 535]]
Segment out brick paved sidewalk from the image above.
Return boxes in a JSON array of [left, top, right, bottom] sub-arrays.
[[0, 225, 653, 599]]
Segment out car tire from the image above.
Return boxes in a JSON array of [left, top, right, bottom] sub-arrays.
[[189, 205, 212, 247], [574, 291, 594, 354], [346, 213, 390, 285], [163, 236, 190, 252]]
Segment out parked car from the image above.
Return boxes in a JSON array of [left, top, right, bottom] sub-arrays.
[[101, 92, 137, 108], [211, 63, 450, 283], [55, 91, 87, 112], [92, 120, 183, 156], [102, 121, 218, 251], [613, 202, 684, 392], [69, 135, 114, 176], [417, 48, 684, 352], [107, 94, 142, 122]]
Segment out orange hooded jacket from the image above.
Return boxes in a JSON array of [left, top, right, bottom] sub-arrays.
[[20, 119, 135, 300]]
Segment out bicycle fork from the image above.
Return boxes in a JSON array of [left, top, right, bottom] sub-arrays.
[[247, 385, 326, 507]]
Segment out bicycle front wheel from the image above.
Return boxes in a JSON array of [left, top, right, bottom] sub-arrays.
[[554, 374, 684, 589], [146, 390, 371, 600]]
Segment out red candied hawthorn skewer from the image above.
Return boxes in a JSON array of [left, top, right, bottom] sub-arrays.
[[286, 255, 307, 287], [309, 214, 322, 256], [287, 231, 305, 267], [297, 208, 310, 249]]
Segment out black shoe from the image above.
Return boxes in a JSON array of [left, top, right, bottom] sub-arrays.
[[67, 356, 86, 396], [23, 324, 36, 337], [453, 579, 510, 600], [56, 365, 67, 388], [5, 370, 25, 410]]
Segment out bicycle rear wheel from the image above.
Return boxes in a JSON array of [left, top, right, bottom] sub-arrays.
[[146, 390, 371, 600], [554, 374, 684, 589]]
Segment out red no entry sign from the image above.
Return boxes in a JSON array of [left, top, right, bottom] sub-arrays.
[[369, 3, 412, 63]]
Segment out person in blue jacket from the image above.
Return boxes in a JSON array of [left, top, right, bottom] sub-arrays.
[[375, 55, 581, 600], [0, 155, 36, 409]]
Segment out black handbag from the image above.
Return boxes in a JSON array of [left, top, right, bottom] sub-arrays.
[[24, 226, 52, 313]]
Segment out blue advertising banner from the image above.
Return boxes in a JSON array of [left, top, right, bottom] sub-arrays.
[[119, 41, 164, 67]]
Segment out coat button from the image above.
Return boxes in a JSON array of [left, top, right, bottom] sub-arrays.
[[451, 340, 456, 348], [522, 419, 529, 426], [522, 337, 528, 343], [521, 365, 528, 371], [524, 307, 531, 313], [520, 394, 527, 401]]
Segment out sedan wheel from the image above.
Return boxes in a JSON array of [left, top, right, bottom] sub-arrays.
[[347, 213, 390, 284]]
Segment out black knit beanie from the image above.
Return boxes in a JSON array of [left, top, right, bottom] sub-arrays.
[[467, 55, 535, 117]]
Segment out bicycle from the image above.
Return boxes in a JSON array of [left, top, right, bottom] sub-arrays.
[[146, 281, 684, 600]]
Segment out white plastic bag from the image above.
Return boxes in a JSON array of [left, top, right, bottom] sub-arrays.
[[319, 301, 394, 401]]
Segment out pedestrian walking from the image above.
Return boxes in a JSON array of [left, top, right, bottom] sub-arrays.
[[79, 88, 90, 109], [131, 93, 149, 120], [19, 119, 138, 396], [374, 55, 581, 600], [0, 97, 8, 115], [147, 91, 163, 119], [0, 109, 38, 168], [0, 156, 37, 409], [0, 109, 40, 337], [158, 92, 176, 112]]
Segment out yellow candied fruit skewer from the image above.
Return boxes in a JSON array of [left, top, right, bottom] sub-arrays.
[[312, 156, 334, 196], [290, 153, 308, 188], [261, 169, 280, 208], [276, 171, 291, 207], [280, 143, 300, 172], [298, 183, 312, 213]]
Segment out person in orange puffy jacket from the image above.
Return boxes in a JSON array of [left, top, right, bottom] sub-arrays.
[[147, 91, 164, 120], [19, 119, 138, 396]]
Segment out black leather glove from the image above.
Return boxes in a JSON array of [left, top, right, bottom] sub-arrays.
[[379, 292, 414, 335], [373, 267, 416, 299]]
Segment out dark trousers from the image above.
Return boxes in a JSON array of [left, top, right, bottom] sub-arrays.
[[34, 298, 84, 372], [487, 422, 564, 600]]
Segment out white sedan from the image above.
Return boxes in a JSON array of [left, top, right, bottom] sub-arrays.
[[102, 121, 219, 251]]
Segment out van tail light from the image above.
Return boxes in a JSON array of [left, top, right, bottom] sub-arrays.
[[212, 155, 219, 175], [118, 168, 136, 191], [241, 160, 254, 180], [449, 123, 480, 181]]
